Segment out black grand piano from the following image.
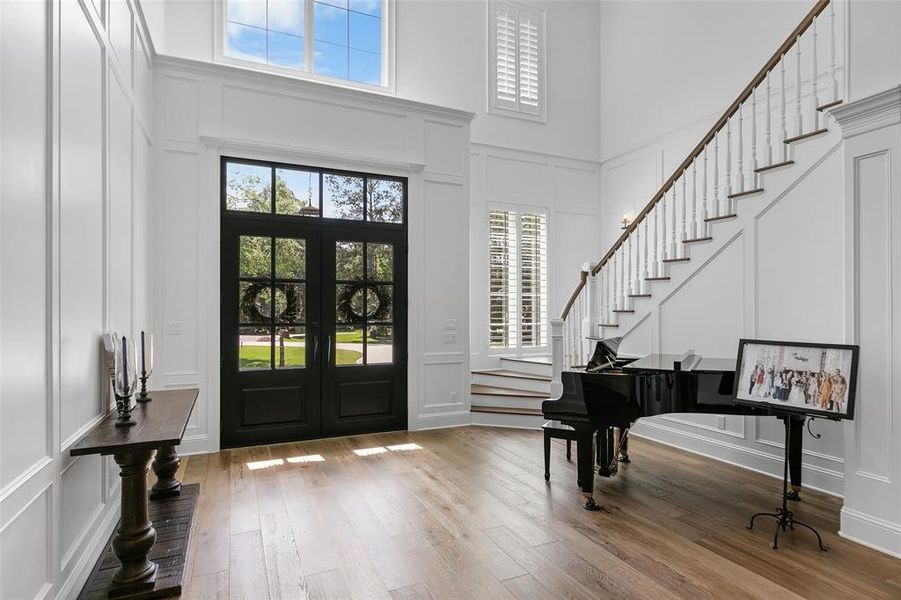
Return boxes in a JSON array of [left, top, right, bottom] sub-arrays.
[[542, 337, 805, 510]]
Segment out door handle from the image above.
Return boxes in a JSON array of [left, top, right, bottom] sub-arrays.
[[326, 335, 332, 365], [312, 332, 319, 364]]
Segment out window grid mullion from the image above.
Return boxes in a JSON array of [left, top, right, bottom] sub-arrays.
[[305, 0, 314, 73]]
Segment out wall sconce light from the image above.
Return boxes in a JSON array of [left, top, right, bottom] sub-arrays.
[[621, 214, 633, 230]]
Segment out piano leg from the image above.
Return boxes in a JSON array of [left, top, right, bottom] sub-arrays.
[[597, 427, 616, 477], [618, 427, 631, 463], [787, 415, 804, 501], [574, 425, 601, 511]]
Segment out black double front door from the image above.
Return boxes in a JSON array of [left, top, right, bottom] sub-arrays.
[[220, 158, 407, 448]]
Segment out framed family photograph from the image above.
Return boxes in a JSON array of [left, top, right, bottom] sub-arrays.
[[733, 339, 859, 420]]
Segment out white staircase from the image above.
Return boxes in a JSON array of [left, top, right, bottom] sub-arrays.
[[470, 356, 552, 428]]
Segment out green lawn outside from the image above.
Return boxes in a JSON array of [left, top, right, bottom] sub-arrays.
[[238, 344, 362, 369]]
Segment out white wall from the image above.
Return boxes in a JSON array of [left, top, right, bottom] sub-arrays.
[[834, 86, 901, 557], [599, 0, 834, 162], [151, 56, 475, 452], [0, 0, 154, 598]]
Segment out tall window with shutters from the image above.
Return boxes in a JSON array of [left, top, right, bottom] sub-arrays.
[[489, 209, 548, 351], [489, 1, 545, 121]]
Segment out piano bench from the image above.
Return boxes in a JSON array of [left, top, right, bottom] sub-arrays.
[[542, 421, 578, 481]]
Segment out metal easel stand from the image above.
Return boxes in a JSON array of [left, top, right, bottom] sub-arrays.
[[747, 414, 827, 551]]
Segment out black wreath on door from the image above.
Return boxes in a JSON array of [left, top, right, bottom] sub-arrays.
[[240, 282, 304, 324], [336, 282, 391, 325]]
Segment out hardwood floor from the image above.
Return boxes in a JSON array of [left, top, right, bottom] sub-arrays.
[[177, 427, 901, 599]]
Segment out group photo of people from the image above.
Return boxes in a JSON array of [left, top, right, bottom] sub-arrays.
[[736, 342, 856, 417]]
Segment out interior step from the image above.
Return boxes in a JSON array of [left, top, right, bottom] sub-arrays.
[[471, 369, 551, 393], [498, 355, 553, 377], [470, 406, 544, 429], [471, 383, 549, 411]]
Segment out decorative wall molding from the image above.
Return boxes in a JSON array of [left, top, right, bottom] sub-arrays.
[[831, 84, 901, 138]]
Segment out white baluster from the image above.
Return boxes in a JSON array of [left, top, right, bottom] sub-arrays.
[[702, 146, 709, 238], [726, 117, 733, 214], [829, 0, 838, 102], [631, 229, 639, 296], [690, 159, 698, 240], [652, 204, 659, 277], [607, 266, 613, 323], [660, 191, 668, 261], [781, 54, 788, 161], [795, 35, 803, 136], [751, 87, 758, 187], [613, 252, 620, 311], [621, 246, 627, 309], [811, 16, 819, 130], [669, 186, 677, 259], [681, 176, 687, 245], [643, 217, 650, 286], [738, 102, 745, 192], [713, 130, 720, 218], [765, 70, 773, 166]]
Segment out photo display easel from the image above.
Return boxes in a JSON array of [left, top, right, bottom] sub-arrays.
[[733, 339, 860, 552]]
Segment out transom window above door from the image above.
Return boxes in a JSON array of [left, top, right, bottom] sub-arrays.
[[224, 159, 405, 224], [220, 0, 390, 89]]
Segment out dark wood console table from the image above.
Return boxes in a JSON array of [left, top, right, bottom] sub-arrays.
[[70, 388, 198, 598]]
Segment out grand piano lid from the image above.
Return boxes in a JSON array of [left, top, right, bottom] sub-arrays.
[[586, 336, 623, 371]]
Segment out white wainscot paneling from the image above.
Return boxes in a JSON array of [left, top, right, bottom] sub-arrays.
[[855, 152, 893, 481], [0, 0, 49, 489], [756, 150, 845, 343], [422, 180, 468, 354], [163, 76, 199, 142], [59, 455, 103, 570], [659, 234, 744, 357], [109, 73, 135, 338], [135, 33, 153, 127], [421, 361, 465, 412], [0, 486, 51, 600], [221, 85, 408, 160], [108, 0, 133, 87], [424, 120, 464, 176], [134, 131, 152, 336], [554, 164, 598, 212], [59, 0, 105, 444], [161, 150, 201, 375], [485, 155, 550, 205]]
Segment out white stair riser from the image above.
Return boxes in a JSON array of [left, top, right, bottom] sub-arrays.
[[471, 394, 545, 411], [471, 373, 551, 393], [499, 358, 553, 377], [471, 411, 543, 430]]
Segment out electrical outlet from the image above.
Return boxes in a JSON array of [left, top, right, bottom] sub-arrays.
[[716, 416, 726, 430], [167, 321, 184, 336], [450, 391, 459, 404]]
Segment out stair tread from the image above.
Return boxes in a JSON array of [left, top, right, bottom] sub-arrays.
[[612, 309, 635, 313], [471, 369, 551, 382], [784, 128, 828, 144], [627, 293, 651, 298], [471, 384, 550, 398], [756, 160, 794, 173], [471, 405, 544, 416], [501, 355, 553, 365], [683, 237, 713, 244], [705, 213, 737, 222], [662, 257, 690, 263], [817, 99, 843, 112], [645, 276, 671, 281], [727, 188, 764, 199]]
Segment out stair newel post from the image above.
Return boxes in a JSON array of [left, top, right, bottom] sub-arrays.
[[738, 101, 745, 193], [795, 34, 803, 136], [811, 16, 819, 130], [690, 159, 698, 241], [702, 146, 709, 238], [751, 86, 758, 188], [591, 265, 601, 338], [550, 317, 564, 399], [765, 70, 773, 166], [829, 0, 838, 102], [780, 55, 788, 163]]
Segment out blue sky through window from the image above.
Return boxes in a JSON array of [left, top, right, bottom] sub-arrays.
[[226, 0, 382, 86]]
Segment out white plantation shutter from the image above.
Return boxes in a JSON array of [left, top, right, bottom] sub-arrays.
[[494, 8, 518, 109], [517, 11, 541, 114], [519, 212, 547, 346], [489, 210, 518, 347], [488, 208, 549, 350], [490, 1, 544, 118]]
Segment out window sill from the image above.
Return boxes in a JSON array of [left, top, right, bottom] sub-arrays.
[[486, 104, 547, 123]]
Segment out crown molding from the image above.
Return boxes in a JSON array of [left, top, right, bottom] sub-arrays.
[[830, 85, 901, 139]]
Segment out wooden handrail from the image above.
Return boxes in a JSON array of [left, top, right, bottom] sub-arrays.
[[559, 0, 831, 320], [559, 269, 589, 320]]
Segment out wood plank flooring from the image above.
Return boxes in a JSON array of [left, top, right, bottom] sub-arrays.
[[177, 427, 901, 599]]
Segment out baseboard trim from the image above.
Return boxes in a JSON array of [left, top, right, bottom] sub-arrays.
[[839, 507, 901, 558], [412, 411, 471, 430], [630, 420, 844, 498]]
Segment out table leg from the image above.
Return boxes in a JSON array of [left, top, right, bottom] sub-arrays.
[[150, 444, 182, 500], [111, 450, 157, 590]]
